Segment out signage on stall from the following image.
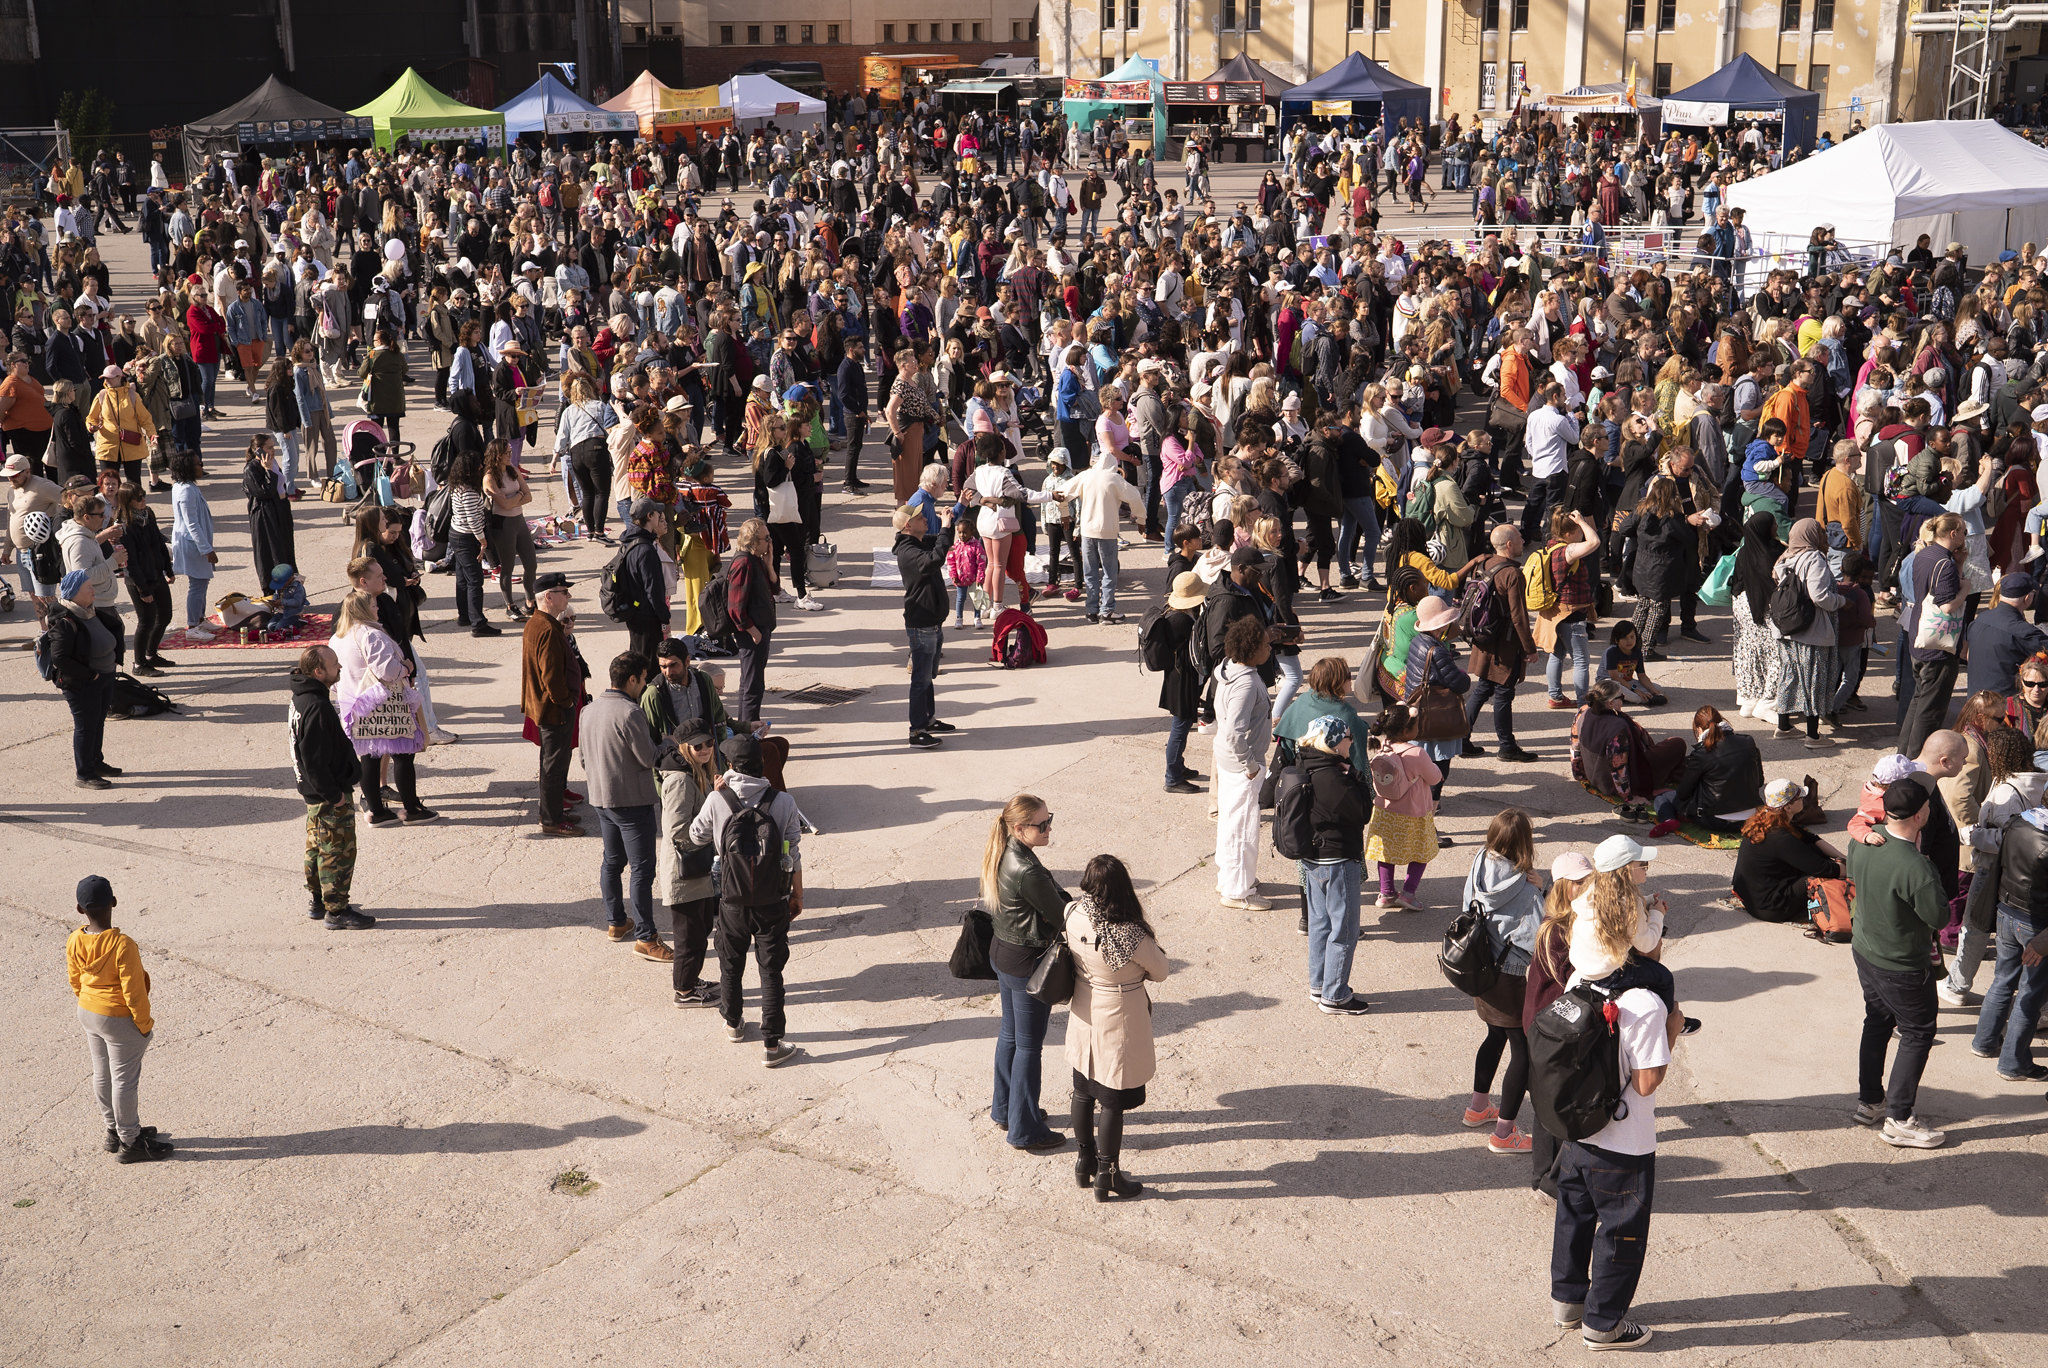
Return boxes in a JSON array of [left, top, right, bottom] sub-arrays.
[[1163, 81, 1264, 104]]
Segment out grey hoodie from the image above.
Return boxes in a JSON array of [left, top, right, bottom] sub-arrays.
[[1968, 771, 2048, 869], [1460, 851, 1542, 975], [688, 771, 804, 871]]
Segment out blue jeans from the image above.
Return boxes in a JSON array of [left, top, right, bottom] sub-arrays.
[[1464, 674, 1519, 743], [1082, 536, 1119, 617], [275, 429, 300, 491], [1547, 619, 1591, 702], [1165, 714, 1193, 785], [592, 804, 659, 943], [1552, 1142, 1657, 1334], [1301, 859, 1363, 1003], [1972, 905, 2048, 1075], [907, 623, 941, 732], [269, 314, 291, 358], [184, 575, 211, 627], [1272, 651, 1303, 723], [1338, 494, 1380, 580], [992, 966, 1055, 1145], [1831, 646, 1866, 715], [198, 360, 219, 409], [1162, 474, 1197, 547]]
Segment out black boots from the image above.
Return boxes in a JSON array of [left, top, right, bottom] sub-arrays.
[[114, 1129, 173, 1163], [1071, 1091, 1097, 1188], [1094, 1164, 1141, 1202], [1072, 1090, 1141, 1200]]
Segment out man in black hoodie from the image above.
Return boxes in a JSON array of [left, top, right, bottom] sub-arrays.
[[894, 503, 951, 749], [612, 499, 672, 663], [289, 645, 373, 929]]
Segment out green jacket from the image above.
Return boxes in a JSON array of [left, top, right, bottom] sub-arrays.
[[639, 671, 729, 768], [992, 839, 1067, 951], [358, 346, 409, 417], [1845, 828, 1949, 973]]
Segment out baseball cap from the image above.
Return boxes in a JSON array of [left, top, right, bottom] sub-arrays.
[[1763, 777, 1803, 809], [534, 571, 573, 593], [1550, 852, 1594, 882], [2031, 403, 2048, 423], [1883, 781, 1930, 820], [76, 875, 115, 912], [1, 453, 27, 477], [2000, 571, 2036, 597], [1591, 834, 1657, 873]]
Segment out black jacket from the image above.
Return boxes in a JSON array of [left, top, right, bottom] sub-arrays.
[[894, 532, 946, 629], [613, 524, 669, 626], [1616, 508, 1695, 601], [121, 505, 172, 585], [1303, 748, 1369, 862], [1157, 607, 1200, 720], [46, 605, 121, 690], [289, 673, 359, 803], [1995, 813, 2048, 921], [1674, 731, 1764, 822]]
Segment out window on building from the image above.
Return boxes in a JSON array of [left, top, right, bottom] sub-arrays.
[[1350, 0, 1366, 29], [1778, 62, 1797, 82], [1013, 20, 1023, 39], [1102, 57, 1115, 74], [828, 23, 840, 42], [1780, 0, 1800, 31], [1482, 0, 1498, 30], [1122, 0, 1136, 27], [1375, 0, 1392, 27], [1809, 64, 1829, 100], [720, 24, 734, 44], [1653, 62, 1673, 98], [1657, 0, 1676, 28], [906, 23, 918, 39], [660, 24, 673, 35], [972, 21, 981, 38], [800, 24, 813, 43], [746, 23, 760, 43], [948, 21, 958, 39], [1247, 0, 1261, 31], [1626, 0, 1643, 30], [1221, 0, 1236, 27], [881, 23, 894, 41], [1105, 0, 1118, 30], [772, 24, 786, 43], [633, 24, 646, 42], [1510, 0, 1528, 30], [1814, 0, 1834, 28]]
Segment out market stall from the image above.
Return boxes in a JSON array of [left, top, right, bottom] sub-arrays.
[[601, 72, 734, 147], [718, 73, 826, 133], [496, 73, 639, 140], [1279, 52, 1429, 136], [1062, 56, 1168, 156], [1528, 83, 1664, 143], [863, 53, 970, 108], [1723, 119, 2048, 263], [181, 76, 371, 172], [1660, 54, 1819, 153], [351, 68, 505, 152], [1169, 52, 1284, 161]]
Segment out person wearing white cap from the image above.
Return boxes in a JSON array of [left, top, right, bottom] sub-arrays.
[[1548, 834, 1683, 1352]]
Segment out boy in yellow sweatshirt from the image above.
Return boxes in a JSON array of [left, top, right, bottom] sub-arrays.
[[66, 875, 171, 1162]]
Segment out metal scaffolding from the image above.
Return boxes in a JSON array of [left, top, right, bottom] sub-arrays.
[[1908, 1, 2048, 120]]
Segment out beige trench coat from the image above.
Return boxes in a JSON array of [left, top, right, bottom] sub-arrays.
[[1062, 904, 1170, 1091]]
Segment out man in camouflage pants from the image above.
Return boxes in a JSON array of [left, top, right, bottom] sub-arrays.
[[288, 645, 374, 929]]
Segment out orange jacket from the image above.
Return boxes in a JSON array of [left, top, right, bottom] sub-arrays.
[[1762, 384, 1810, 466], [1500, 347, 1533, 413]]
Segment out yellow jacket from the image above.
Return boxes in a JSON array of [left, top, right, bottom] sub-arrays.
[[67, 927, 152, 1034], [86, 385, 156, 464]]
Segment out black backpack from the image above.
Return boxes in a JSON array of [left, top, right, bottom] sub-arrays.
[[1767, 567, 1815, 636], [30, 535, 62, 588], [1455, 565, 1514, 654], [1271, 764, 1313, 859], [106, 671, 176, 718], [1189, 597, 1221, 681], [699, 562, 736, 644], [598, 543, 630, 622], [1528, 980, 1627, 1143], [1136, 605, 1175, 673], [716, 789, 790, 909], [1438, 901, 1502, 996], [423, 487, 453, 557], [429, 435, 455, 483]]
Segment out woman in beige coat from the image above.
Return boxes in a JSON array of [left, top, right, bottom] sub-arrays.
[[1064, 854, 1170, 1202]]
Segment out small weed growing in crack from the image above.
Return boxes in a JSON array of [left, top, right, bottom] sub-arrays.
[[550, 1168, 598, 1197], [13, 1198, 35, 1209]]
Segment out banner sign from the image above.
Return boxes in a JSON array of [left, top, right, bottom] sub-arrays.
[[403, 123, 505, 147], [237, 117, 374, 145], [1065, 78, 1155, 102], [651, 105, 734, 127], [1163, 81, 1264, 104], [1663, 99, 1730, 127], [543, 110, 638, 134], [1311, 100, 1353, 116]]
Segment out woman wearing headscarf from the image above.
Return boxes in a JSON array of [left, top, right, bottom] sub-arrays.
[[1770, 517, 1844, 750], [1063, 853, 1169, 1202], [1726, 511, 1785, 724]]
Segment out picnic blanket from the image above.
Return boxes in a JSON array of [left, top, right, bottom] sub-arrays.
[[1582, 785, 1741, 850], [156, 612, 333, 652]]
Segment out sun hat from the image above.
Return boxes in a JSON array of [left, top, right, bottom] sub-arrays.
[[1414, 597, 1458, 633], [1166, 571, 1207, 610], [1591, 834, 1657, 874], [1303, 714, 1351, 752], [1763, 777, 1803, 809], [1871, 753, 1923, 785]]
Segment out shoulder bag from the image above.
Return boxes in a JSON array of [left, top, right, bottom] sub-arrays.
[[1025, 935, 1074, 1006]]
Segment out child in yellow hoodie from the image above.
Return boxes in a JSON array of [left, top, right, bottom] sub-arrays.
[[67, 875, 170, 1162]]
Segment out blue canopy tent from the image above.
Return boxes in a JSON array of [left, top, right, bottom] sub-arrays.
[[1279, 52, 1430, 135], [1659, 54, 1819, 153], [495, 73, 638, 138], [1061, 56, 1168, 154]]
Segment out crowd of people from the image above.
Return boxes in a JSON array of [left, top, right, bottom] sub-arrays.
[[18, 86, 2048, 1350]]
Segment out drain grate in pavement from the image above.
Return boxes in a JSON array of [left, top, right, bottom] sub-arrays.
[[779, 683, 870, 706]]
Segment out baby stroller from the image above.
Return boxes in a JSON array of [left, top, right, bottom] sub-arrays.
[[336, 418, 417, 523], [1013, 384, 1054, 460]]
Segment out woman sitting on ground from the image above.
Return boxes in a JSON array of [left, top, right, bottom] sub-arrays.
[[1665, 705, 1766, 837], [1570, 679, 1687, 823], [1731, 777, 1846, 924]]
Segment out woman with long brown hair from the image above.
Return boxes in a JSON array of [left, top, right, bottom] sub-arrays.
[[1618, 477, 1701, 653], [1669, 705, 1765, 836], [982, 793, 1070, 1154]]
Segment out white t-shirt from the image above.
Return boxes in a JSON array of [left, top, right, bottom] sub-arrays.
[[1563, 977, 1671, 1156]]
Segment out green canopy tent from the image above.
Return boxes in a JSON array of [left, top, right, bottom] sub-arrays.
[[1061, 56, 1167, 155], [351, 68, 506, 151]]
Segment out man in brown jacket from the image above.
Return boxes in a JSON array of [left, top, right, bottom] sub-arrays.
[[522, 572, 582, 835], [1463, 524, 1542, 763]]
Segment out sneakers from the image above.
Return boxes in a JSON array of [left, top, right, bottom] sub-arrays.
[[367, 809, 400, 826], [1487, 1127, 1533, 1153], [1317, 994, 1372, 1015], [427, 728, 460, 746], [1461, 1105, 1499, 1127], [470, 620, 503, 637], [1646, 818, 1681, 839], [115, 1133, 175, 1164], [105, 1124, 161, 1154], [634, 940, 675, 963], [1374, 894, 1402, 908], [1547, 696, 1577, 709], [674, 982, 722, 1009], [605, 923, 635, 942], [1879, 1115, 1946, 1149], [538, 821, 583, 837], [1016, 1132, 1068, 1153], [908, 731, 942, 748], [1584, 1320, 1653, 1351], [1803, 734, 1836, 750], [1220, 894, 1273, 911], [75, 776, 113, 790], [1997, 1062, 2048, 1082], [793, 595, 825, 612], [1460, 740, 1489, 758], [1851, 1100, 1884, 1127], [401, 806, 440, 823], [326, 909, 377, 930], [1935, 980, 1974, 1007], [1553, 1301, 1585, 1329], [725, 1022, 747, 1043], [763, 1042, 798, 1068], [927, 720, 957, 732]]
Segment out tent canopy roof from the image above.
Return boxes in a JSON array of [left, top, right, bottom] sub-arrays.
[[603, 70, 684, 114], [351, 67, 501, 122], [1725, 119, 2048, 227], [718, 73, 826, 119], [1281, 51, 1426, 104], [186, 76, 349, 133], [1101, 55, 1165, 88], [1664, 53, 1813, 109], [1201, 52, 1289, 96], [497, 73, 609, 120]]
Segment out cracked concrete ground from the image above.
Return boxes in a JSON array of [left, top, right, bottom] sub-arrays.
[[2, 175, 2043, 1366]]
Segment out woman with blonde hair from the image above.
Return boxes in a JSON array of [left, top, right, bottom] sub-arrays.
[[331, 588, 435, 826], [1522, 849, 1593, 1190], [982, 793, 1071, 1154]]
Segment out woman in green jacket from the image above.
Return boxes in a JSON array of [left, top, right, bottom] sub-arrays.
[[981, 793, 1069, 1153], [358, 326, 410, 446]]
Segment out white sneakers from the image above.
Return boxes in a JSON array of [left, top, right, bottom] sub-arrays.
[[793, 595, 824, 612], [1220, 895, 1273, 911], [1935, 980, 1973, 1007], [1880, 1115, 1946, 1149]]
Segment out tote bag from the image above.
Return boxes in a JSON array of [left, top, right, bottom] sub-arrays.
[[765, 477, 800, 524], [1697, 550, 1737, 607]]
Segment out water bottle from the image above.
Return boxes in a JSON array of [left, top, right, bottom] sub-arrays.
[[780, 840, 793, 874]]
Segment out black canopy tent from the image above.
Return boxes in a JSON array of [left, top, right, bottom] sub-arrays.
[[1201, 52, 1290, 96], [180, 76, 370, 173], [1170, 52, 1291, 160]]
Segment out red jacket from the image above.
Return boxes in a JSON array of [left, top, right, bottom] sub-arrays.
[[186, 303, 225, 365]]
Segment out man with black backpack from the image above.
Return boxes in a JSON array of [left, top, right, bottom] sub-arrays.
[[1459, 525, 1541, 763], [690, 734, 805, 1069], [606, 499, 673, 664]]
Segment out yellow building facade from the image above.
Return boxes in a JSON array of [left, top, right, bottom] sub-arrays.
[[1041, 0, 2019, 132]]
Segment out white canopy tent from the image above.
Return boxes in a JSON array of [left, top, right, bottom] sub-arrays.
[[1723, 120, 2048, 262], [717, 74, 826, 131]]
